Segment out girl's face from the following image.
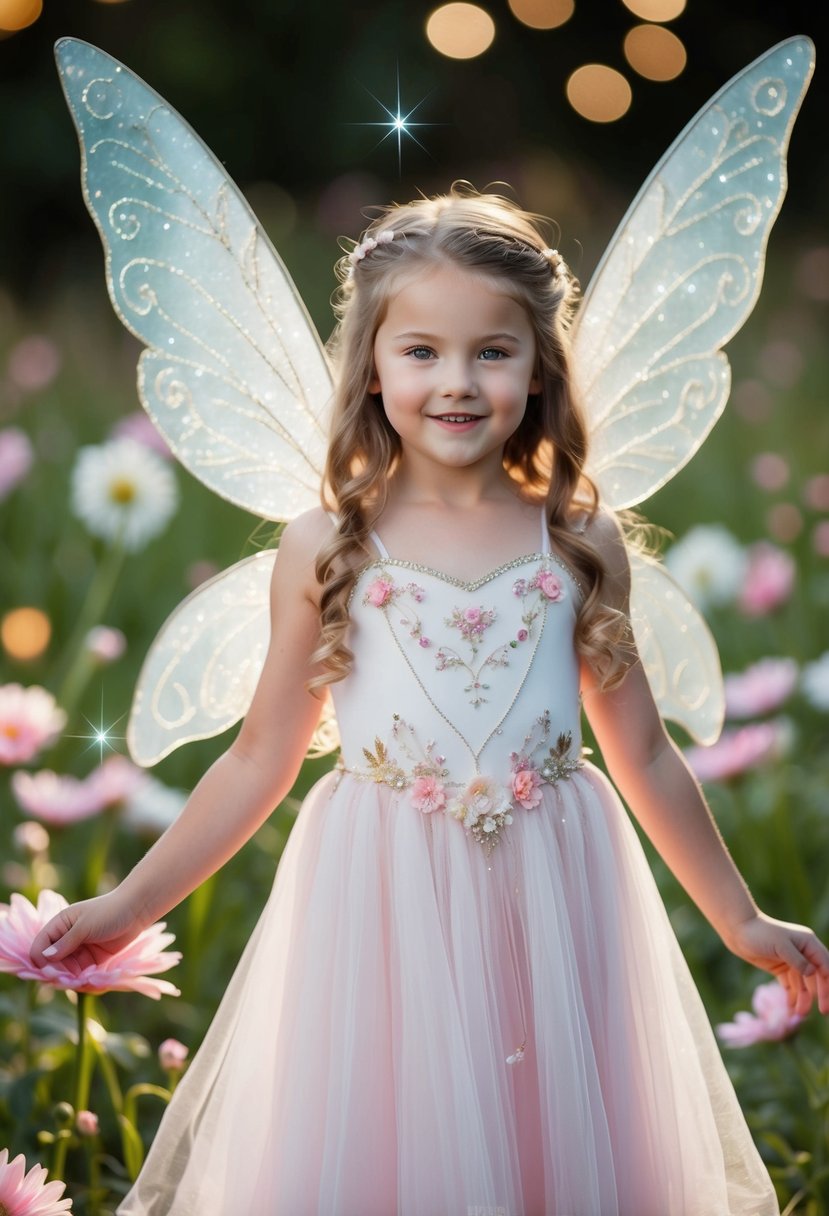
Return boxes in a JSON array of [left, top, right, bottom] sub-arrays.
[[369, 262, 540, 481]]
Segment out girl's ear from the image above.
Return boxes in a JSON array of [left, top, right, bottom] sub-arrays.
[[368, 371, 381, 394], [529, 369, 542, 395]]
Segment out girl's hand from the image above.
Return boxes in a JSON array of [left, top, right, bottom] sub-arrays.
[[29, 891, 146, 978], [725, 911, 829, 1017]]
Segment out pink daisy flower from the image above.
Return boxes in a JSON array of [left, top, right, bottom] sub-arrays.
[[158, 1038, 189, 1072], [685, 721, 783, 783], [0, 1147, 72, 1215], [724, 657, 799, 720], [0, 685, 66, 767], [11, 756, 145, 827], [410, 775, 447, 814], [0, 890, 181, 999]]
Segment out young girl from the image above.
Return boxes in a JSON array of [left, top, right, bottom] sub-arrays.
[[32, 189, 829, 1215]]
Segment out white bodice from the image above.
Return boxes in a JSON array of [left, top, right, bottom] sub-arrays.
[[331, 515, 584, 800]]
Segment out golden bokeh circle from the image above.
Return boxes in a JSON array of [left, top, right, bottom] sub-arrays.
[[624, 24, 687, 81], [621, 0, 685, 20], [0, 0, 42, 31], [426, 3, 496, 60], [1, 607, 51, 662], [508, 0, 574, 31], [566, 64, 632, 123]]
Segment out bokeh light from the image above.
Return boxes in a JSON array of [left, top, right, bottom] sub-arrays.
[[426, 3, 496, 60], [795, 246, 829, 302], [621, 0, 685, 20], [508, 0, 574, 30], [0, 0, 41, 31], [624, 24, 686, 81], [566, 65, 632, 123], [1, 607, 51, 661]]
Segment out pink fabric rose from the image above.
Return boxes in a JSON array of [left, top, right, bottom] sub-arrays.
[[365, 578, 394, 607], [535, 570, 563, 601], [411, 776, 447, 814], [516, 628, 528, 643], [512, 767, 543, 809], [463, 607, 483, 625]]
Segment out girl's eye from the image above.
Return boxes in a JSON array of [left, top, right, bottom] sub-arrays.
[[406, 346, 434, 360], [480, 347, 507, 360]]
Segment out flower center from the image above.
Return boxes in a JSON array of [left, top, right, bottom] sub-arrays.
[[109, 477, 137, 504], [1, 723, 20, 739], [1, 1201, 12, 1216]]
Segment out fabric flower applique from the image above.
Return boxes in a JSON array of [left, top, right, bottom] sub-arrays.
[[362, 572, 429, 644], [447, 776, 514, 853]]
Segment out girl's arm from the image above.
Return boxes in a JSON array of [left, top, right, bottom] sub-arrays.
[[30, 509, 335, 974], [579, 511, 829, 1017]]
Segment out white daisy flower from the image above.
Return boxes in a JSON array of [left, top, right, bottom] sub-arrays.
[[664, 524, 747, 610], [801, 651, 829, 711], [71, 437, 178, 551]]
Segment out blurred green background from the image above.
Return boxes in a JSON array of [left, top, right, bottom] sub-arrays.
[[1, 2, 828, 1212]]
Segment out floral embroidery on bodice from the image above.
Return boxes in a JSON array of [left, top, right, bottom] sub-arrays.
[[331, 511, 586, 853]]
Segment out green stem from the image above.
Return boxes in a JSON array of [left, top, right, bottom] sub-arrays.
[[51, 993, 95, 1181], [54, 537, 127, 729], [83, 807, 119, 900]]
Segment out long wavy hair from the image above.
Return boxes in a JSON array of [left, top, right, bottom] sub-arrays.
[[310, 184, 630, 691]]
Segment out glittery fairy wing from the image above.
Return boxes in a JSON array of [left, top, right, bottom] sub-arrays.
[[126, 551, 339, 766], [627, 554, 723, 746], [55, 38, 330, 521], [126, 553, 275, 766], [573, 36, 814, 510], [572, 36, 814, 742]]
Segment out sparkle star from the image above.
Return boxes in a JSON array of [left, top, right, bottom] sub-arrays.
[[66, 688, 127, 764], [352, 66, 440, 175]]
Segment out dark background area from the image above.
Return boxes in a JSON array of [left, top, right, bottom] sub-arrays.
[[1, 0, 826, 319]]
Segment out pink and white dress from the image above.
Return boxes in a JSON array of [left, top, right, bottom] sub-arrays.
[[119, 515, 778, 1215]]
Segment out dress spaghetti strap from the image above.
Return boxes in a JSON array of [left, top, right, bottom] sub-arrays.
[[369, 529, 390, 559], [539, 507, 551, 554]]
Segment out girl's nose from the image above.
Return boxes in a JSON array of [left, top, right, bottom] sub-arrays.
[[440, 361, 478, 399]]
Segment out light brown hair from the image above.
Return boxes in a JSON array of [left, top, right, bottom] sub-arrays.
[[310, 184, 630, 690]]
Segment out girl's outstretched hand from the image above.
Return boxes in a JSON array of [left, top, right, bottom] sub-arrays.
[[726, 911, 829, 1017], [29, 891, 146, 978]]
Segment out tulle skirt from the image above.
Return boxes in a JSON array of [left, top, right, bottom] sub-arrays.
[[118, 764, 779, 1216]]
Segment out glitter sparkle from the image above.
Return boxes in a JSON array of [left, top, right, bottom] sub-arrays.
[[66, 688, 127, 763], [353, 66, 439, 175]]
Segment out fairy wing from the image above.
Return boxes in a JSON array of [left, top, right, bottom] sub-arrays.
[[572, 36, 814, 743], [127, 553, 276, 766], [55, 38, 330, 521], [55, 38, 335, 762]]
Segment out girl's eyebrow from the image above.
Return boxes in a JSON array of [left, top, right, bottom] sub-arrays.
[[392, 330, 526, 343]]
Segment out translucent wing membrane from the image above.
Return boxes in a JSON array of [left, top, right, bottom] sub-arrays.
[[628, 554, 724, 745], [127, 553, 277, 765], [573, 37, 814, 510], [55, 39, 331, 520]]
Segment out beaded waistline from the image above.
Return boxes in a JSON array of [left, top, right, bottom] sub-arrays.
[[333, 712, 584, 856]]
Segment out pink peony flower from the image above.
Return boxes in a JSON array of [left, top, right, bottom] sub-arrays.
[[365, 577, 394, 607], [738, 542, 795, 617], [716, 981, 804, 1048], [75, 1110, 99, 1137], [685, 722, 783, 783], [534, 570, 563, 601], [0, 685, 66, 767], [463, 606, 483, 625], [11, 756, 145, 826], [724, 657, 799, 720], [0, 1147, 72, 1214], [0, 426, 34, 501], [158, 1037, 189, 1072], [0, 890, 181, 999], [410, 775, 447, 814], [512, 767, 543, 809]]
